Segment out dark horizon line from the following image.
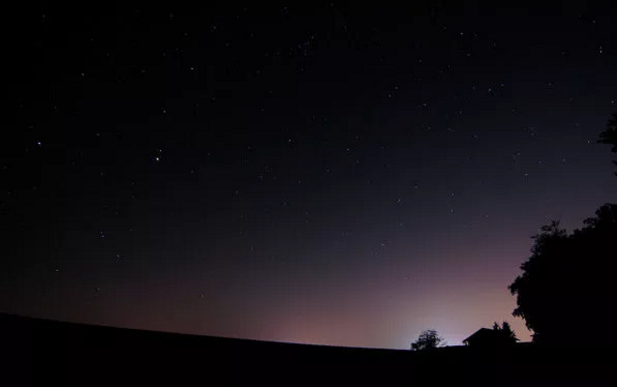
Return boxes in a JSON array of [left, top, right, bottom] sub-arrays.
[[0, 310, 533, 350]]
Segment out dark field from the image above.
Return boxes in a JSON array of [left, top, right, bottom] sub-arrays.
[[1, 313, 613, 386]]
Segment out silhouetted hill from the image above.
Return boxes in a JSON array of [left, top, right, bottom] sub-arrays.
[[1, 313, 613, 386]]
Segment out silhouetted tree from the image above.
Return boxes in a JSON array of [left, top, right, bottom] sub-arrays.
[[498, 321, 518, 344], [508, 204, 617, 346], [410, 329, 445, 351], [598, 113, 617, 175]]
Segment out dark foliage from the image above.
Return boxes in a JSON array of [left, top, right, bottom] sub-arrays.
[[410, 329, 445, 351], [508, 204, 617, 346], [598, 113, 617, 175], [493, 321, 519, 345]]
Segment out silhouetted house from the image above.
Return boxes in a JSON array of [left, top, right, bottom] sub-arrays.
[[463, 328, 507, 347]]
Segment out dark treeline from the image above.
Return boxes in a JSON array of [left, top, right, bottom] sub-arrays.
[[509, 203, 617, 346], [508, 113, 617, 346], [412, 113, 617, 350]]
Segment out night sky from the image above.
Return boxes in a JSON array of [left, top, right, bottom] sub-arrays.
[[3, 1, 616, 349]]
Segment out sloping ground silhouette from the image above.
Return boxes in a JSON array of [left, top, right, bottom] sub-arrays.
[[1, 312, 613, 386]]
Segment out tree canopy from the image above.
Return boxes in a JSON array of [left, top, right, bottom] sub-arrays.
[[508, 204, 617, 346], [598, 113, 617, 175], [492, 321, 518, 345], [410, 329, 445, 351]]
